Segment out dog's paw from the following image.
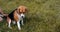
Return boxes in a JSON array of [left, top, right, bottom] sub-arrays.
[[18, 28, 21, 30], [8, 27, 12, 29]]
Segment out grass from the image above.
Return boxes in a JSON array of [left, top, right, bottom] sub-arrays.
[[0, 0, 60, 32]]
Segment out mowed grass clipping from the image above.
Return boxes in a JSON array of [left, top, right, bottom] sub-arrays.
[[0, 0, 60, 32]]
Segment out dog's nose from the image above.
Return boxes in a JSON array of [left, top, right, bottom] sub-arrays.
[[22, 16, 24, 18]]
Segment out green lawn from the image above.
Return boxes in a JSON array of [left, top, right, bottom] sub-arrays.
[[0, 0, 60, 32]]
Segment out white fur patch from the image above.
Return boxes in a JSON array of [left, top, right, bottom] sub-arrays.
[[17, 21, 21, 30]]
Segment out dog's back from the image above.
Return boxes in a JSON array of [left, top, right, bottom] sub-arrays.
[[8, 9, 17, 20]]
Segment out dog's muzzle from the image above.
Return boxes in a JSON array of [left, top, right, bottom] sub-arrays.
[[20, 13, 25, 18]]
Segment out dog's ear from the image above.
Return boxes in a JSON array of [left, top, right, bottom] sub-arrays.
[[16, 8, 20, 14]]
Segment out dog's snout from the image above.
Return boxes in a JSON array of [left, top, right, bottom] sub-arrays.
[[22, 16, 24, 18], [20, 13, 25, 18]]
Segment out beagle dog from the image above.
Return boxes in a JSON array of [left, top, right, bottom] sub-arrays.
[[7, 6, 27, 30]]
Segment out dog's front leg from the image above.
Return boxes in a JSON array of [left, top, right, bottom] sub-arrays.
[[17, 21, 21, 30], [21, 19, 24, 25]]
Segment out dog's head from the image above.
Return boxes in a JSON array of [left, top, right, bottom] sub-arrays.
[[17, 6, 27, 18]]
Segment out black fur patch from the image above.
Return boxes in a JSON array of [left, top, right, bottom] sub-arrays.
[[8, 9, 17, 20]]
